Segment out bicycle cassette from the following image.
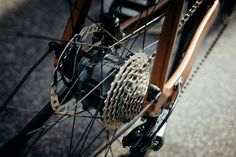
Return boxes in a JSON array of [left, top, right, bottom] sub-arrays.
[[102, 52, 150, 130]]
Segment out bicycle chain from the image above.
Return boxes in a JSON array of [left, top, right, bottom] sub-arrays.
[[102, 52, 150, 130], [150, 0, 227, 96], [179, 0, 204, 30], [178, 0, 229, 93], [147, 1, 228, 110], [148, 0, 204, 62]]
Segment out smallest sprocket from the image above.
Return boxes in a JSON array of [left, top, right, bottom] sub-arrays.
[[102, 52, 150, 130]]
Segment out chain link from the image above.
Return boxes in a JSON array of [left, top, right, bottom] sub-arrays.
[[179, 0, 204, 30], [147, 0, 204, 63]]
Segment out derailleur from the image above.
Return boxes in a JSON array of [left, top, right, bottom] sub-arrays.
[[122, 82, 180, 155], [122, 111, 168, 154]]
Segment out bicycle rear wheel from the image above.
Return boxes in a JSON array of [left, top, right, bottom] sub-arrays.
[[0, 0, 166, 156]]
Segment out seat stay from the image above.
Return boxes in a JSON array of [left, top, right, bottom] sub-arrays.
[[143, 0, 185, 115]]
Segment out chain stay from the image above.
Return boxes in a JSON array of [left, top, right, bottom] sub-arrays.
[[181, 24, 227, 94]]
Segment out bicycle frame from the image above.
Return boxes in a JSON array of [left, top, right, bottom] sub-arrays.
[[0, 0, 222, 155]]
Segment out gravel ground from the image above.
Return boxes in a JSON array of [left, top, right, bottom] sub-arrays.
[[0, 0, 236, 157]]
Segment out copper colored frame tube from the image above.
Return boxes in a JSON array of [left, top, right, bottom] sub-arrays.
[[149, 0, 184, 89], [147, 0, 220, 116], [142, 0, 184, 115], [54, 0, 92, 65], [60, 0, 92, 44], [121, 0, 168, 34]]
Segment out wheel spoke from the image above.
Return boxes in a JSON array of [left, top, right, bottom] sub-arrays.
[[91, 97, 160, 157], [68, 107, 77, 157], [77, 106, 101, 156], [87, 111, 104, 126], [104, 130, 116, 157], [68, 0, 135, 55], [71, 107, 100, 156], [127, 2, 160, 53], [80, 127, 106, 156], [25, 110, 86, 135]]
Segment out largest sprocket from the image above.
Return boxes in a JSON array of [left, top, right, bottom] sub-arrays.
[[102, 52, 150, 130]]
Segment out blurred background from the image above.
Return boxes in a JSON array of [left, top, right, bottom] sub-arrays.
[[0, 0, 236, 156]]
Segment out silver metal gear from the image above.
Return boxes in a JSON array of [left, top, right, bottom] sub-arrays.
[[102, 52, 150, 130]]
